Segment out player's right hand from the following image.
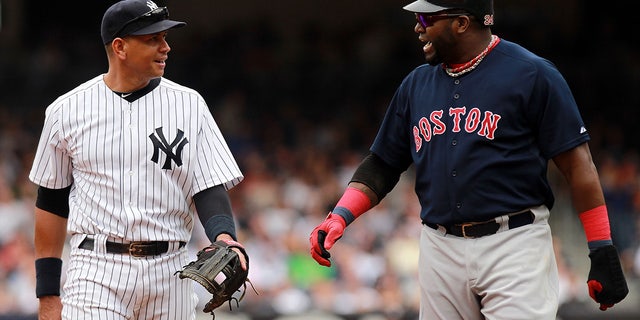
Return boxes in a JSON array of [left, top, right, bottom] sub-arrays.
[[586, 245, 629, 311], [309, 213, 346, 267]]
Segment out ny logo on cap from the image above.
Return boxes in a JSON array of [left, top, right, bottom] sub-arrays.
[[146, 0, 159, 11]]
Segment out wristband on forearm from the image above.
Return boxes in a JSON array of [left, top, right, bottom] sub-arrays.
[[579, 205, 613, 251], [331, 187, 372, 225], [35, 257, 62, 298]]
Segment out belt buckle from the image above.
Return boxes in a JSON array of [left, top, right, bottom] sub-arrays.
[[460, 223, 475, 239], [129, 242, 154, 257]]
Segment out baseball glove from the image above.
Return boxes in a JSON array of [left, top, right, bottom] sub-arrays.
[[176, 240, 255, 316]]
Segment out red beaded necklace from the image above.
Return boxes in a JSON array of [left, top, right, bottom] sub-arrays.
[[444, 35, 500, 77]]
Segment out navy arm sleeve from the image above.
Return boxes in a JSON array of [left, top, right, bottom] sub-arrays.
[[193, 185, 237, 242]]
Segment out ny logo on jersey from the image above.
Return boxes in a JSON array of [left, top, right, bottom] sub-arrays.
[[149, 127, 189, 169]]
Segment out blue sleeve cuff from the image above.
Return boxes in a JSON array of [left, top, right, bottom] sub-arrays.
[[332, 206, 355, 225], [588, 239, 613, 252], [204, 214, 237, 242]]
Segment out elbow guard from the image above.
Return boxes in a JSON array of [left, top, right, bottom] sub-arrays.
[[36, 186, 71, 218], [350, 153, 405, 201]]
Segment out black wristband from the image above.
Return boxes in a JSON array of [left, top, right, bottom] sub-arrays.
[[35, 257, 62, 298]]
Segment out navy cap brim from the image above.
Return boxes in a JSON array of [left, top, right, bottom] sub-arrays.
[[403, 0, 450, 13], [128, 19, 186, 36]]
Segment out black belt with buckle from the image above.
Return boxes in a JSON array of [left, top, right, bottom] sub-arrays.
[[424, 210, 534, 238], [79, 237, 186, 257]]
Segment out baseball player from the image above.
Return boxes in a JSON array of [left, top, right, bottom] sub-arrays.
[[310, 0, 629, 319], [29, 1, 246, 319]]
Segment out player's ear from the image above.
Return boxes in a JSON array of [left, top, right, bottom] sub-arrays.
[[456, 16, 471, 31], [454, 16, 471, 32], [111, 38, 127, 58]]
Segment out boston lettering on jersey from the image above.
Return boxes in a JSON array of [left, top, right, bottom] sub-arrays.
[[413, 106, 501, 152], [149, 127, 189, 169]]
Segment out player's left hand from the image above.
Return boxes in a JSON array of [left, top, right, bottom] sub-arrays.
[[176, 240, 254, 315], [216, 234, 247, 270], [586, 244, 629, 310]]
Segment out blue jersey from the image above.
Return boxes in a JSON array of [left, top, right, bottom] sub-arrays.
[[371, 39, 589, 225]]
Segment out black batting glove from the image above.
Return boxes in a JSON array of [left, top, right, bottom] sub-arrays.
[[587, 245, 629, 310]]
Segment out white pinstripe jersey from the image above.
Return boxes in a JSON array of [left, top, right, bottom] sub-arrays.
[[29, 75, 243, 242]]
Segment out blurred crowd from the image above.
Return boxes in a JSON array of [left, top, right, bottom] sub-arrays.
[[1, 1, 639, 319]]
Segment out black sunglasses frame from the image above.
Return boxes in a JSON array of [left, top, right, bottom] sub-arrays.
[[416, 12, 470, 28]]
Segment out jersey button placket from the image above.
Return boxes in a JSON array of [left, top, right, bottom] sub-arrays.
[[451, 78, 462, 213], [123, 102, 136, 213]]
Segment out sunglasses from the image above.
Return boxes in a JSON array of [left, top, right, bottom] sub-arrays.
[[112, 6, 169, 39], [415, 12, 469, 28]]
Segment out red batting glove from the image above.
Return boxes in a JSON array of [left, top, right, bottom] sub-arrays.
[[309, 213, 347, 267]]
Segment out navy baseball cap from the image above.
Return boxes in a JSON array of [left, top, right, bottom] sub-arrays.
[[403, 0, 494, 26], [101, 0, 186, 45]]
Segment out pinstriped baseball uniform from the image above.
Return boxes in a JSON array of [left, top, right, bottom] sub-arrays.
[[29, 74, 243, 319]]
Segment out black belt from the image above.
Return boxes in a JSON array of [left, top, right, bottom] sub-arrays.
[[79, 237, 186, 257], [424, 210, 534, 238]]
